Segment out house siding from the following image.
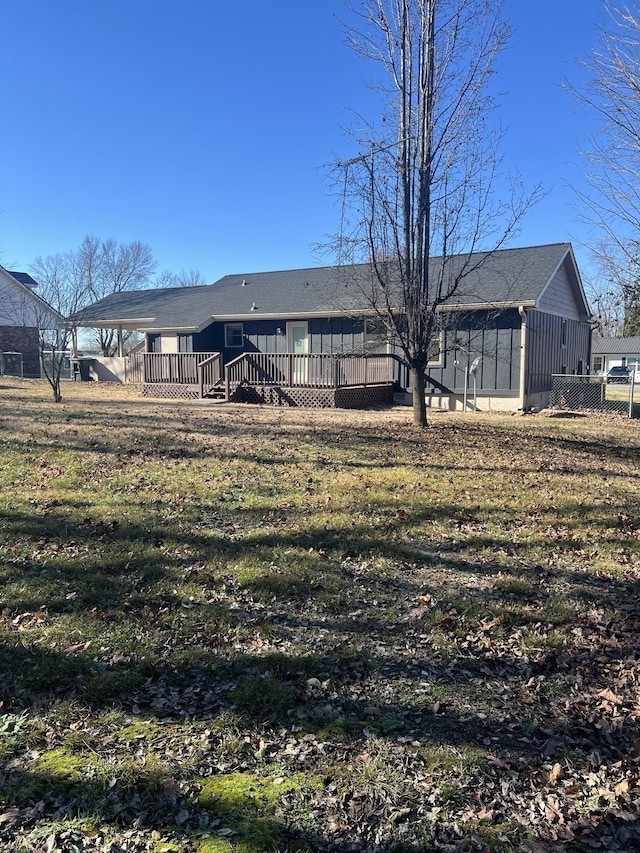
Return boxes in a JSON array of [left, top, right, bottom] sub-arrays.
[[142, 304, 591, 410], [525, 310, 591, 394], [194, 312, 526, 395], [153, 312, 524, 396], [309, 317, 364, 353], [424, 309, 522, 395], [192, 317, 366, 363], [537, 261, 583, 320]]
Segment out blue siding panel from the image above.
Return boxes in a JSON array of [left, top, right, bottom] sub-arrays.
[[425, 310, 522, 393]]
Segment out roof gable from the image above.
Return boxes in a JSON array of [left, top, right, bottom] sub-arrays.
[[0, 266, 64, 328], [535, 246, 591, 320]]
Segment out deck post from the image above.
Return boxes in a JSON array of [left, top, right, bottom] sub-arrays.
[[333, 358, 340, 389]]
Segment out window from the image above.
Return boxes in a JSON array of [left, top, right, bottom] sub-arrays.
[[225, 323, 244, 348], [178, 334, 193, 353], [365, 317, 387, 337], [427, 328, 444, 366], [365, 317, 390, 353], [147, 333, 161, 353], [593, 356, 604, 374]]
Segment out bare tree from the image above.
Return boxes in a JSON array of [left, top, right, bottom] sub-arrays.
[[154, 269, 180, 289], [153, 268, 208, 288], [586, 277, 625, 337], [13, 254, 81, 402], [80, 237, 157, 355], [331, 0, 542, 427], [176, 268, 208, 288], [29, 237, 156, 357], [571, 2, 640, 334], [583, 239, 639, 336]]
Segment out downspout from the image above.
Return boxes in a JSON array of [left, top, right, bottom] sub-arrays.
[[518, 306, 527, 410]]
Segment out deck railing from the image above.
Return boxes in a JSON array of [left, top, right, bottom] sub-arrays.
[[225, 352, 408, 395], [137, 351, 409, 399], [126, 352, 144, 384], [198, 352, 223, 397], [142, 352, 220, 385]]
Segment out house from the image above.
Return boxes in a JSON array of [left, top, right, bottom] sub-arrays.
[[592, 335, 640, 381], [72, 242, 593, 411], [0, 266, 64, 378]]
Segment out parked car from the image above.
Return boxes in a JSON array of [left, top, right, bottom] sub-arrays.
[[607, 365, 631, 383]]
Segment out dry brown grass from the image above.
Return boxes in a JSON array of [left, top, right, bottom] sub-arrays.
[[0, 378, 639, 852]]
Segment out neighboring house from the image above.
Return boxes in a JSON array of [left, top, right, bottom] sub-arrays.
[[592, 335, 640, 381], [0, 266, 64, 377], [72, 242, 593, 411]]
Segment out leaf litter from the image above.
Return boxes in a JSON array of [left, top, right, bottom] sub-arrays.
[[0, 379, 639, 851]]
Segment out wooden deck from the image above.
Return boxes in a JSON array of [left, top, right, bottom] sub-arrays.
[[139, 351, 407, 408], [138, 352, 223, 399]]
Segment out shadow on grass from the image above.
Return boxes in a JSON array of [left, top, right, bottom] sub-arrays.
[[0, 764, 321, 852], [1, 647, 639, 852], [2, 390, 640, 849]]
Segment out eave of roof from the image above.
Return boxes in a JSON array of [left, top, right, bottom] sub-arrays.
[[439, 299, 537, 313]]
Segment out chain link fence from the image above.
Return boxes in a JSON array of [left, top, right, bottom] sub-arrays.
[[549, 374, 639, 418], [0, 352, 24, 377]]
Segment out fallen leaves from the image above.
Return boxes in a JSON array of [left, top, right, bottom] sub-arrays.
[[1, 383, 640, 850]]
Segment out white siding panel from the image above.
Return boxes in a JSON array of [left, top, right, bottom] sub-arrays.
[[0, 277, 38, 326], [161, 334, 178, 353]]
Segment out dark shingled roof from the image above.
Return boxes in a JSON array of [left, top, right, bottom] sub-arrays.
[[7, 270, 39, 288], [72, 243, 579, 331]]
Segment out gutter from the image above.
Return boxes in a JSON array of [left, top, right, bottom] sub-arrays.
[[68, 317, 156, 329], [519, 306, 527, 409], [207, 310, 372, 322], [439, 300, 536, 314]]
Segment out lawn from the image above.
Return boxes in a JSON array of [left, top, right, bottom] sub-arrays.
[[0, 378, 639, 853]]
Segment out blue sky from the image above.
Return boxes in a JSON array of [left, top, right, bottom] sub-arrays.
[[1, 0, 606, 287]]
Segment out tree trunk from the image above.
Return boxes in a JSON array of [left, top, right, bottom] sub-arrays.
[[411, 365, 427, 428]]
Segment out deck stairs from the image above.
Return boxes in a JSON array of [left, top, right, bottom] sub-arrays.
[[202, 378, 226, 400]]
